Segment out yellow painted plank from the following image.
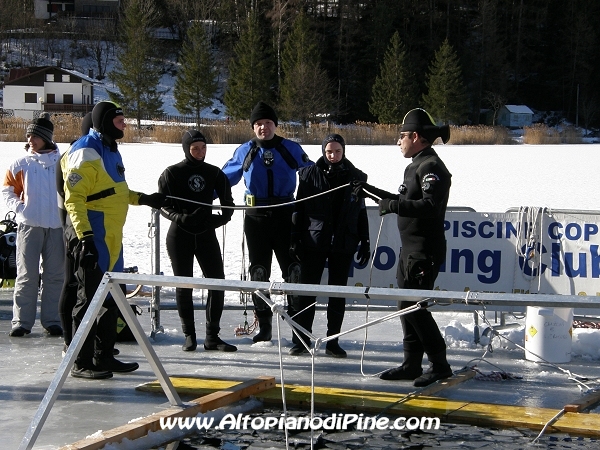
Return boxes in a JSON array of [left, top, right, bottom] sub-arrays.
[[135, 376, 600, 437]]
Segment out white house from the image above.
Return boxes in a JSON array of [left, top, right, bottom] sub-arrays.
[[497, 105, 534, 128], [3, 67, 95, 120]]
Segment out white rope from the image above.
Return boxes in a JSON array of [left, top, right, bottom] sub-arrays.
[[166, 182, 352, 210], [274, 305, 290, 449], [360, 216, 387, 377]]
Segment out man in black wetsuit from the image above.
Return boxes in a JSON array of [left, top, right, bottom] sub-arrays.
[[158, 130, 237, 352], [357, 108, 453, 387]]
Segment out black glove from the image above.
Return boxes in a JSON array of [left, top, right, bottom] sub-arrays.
[[139, 192, 167, 209], [356, 239, 371, 266], [351, 180, 368, 199], [379, 198, 398, 216], [289, 235, 302, 263], [206, 213, 230, 229], [78, 235, 98, 270], [181, 207, 209, 227]]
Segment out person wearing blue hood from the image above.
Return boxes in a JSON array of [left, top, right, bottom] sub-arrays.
[[158, 130, 237, 353], [287, 134, 371, 357], [62, 101, 167, 379]]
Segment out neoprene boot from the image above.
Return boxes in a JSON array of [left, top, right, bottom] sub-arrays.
[[94, 307, 139, 373], [413, 349, 452, 387], [181, 322, 197, 351], [253, 314, 273, 343], [204, 322, 237, 352], [379, 350, 424, 380], [325, 338, 347, 358]]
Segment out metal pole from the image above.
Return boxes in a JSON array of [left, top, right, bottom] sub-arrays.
[[150, 208, 162, 337]]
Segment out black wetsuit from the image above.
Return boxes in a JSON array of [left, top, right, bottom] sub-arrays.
[[158, 158, 234, 337], [381, 146, 451, 357]]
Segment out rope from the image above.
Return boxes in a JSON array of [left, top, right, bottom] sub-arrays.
[[166, 182, 352, 210], [359, 216, 388, 377]]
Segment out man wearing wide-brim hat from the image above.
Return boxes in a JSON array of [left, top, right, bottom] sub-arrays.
[[355, 108, 454, 387]]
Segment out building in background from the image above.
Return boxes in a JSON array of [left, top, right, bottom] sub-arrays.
[[3, 67, 95, 120]]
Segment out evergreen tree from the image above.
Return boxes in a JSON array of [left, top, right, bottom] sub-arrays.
[[224, 13, 275, 121], [422, 39, 470, 125], [174, 21, 218, 125], [279, 12, 332, 127], [109, 0, 165, 128], [369, 32, 417, 124]]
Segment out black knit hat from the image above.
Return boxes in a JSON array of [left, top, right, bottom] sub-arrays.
[[26, 113, 54, 143], [92, 101, 124, 140], [400, 108, 450, 144], [81, 112, 93, 135], [250, 101, 278, 127], [182, 129, 207, 164]]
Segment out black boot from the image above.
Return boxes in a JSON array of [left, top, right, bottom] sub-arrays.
[[413, 349, 452, 387], [182, 333, 197, 351], [253, 314, 273, 343], [325, 338, 347, 358], [204, 322, 237, 352], [289, 330, 310, 356], [94, 306, 139, 373], [379, 350, 424, 380]]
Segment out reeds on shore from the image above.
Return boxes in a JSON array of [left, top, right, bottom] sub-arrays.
[[0, 114, 584, 146]]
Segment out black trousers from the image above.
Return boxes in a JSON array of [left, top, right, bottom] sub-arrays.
[[58, 236, 77, 346], [396, 253, 446, 357], [72, 263, 121, 367], [166, 224, 225, 336], [293, 249, 353, 344], [244, 206, 296, 316]]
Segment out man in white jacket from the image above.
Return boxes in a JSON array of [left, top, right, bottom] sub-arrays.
[[2, 113, 64, 337]]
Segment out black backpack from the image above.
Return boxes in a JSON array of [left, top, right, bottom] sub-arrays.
[[0, 212, 18, 286]]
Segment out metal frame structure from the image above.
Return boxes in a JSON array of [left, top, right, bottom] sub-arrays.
[[19, 272, 600, 449]]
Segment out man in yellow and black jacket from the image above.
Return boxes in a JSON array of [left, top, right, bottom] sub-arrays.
[[62, 101, 165, 379]]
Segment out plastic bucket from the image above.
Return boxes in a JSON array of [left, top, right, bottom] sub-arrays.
[[524, 307, 573, 363]]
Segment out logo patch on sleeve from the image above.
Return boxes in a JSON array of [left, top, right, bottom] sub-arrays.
[[67, 173, 83, 187], [422, 173, 440, 184]]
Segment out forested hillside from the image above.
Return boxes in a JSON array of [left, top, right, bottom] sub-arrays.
[[0, 0, 598, 128]]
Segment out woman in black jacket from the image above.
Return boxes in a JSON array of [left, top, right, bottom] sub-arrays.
[[289, 134, 371, 357], [158, 130, 236, 352]]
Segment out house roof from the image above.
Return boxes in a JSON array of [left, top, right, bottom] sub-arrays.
[[503, 104, 533, 114], [5, 66, 95, 85]]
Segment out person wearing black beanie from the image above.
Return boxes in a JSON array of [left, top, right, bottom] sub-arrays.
[[3, 113, 63, 338], [158, 130, 237, 352], [60, 103, 167, 379], [288, 133, 370, 357], [354, 107, 453, 387], [222, 101, 313, 345]]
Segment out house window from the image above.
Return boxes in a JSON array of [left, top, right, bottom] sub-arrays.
[[62, 74, 70, 82], [25, 93, 38, 103], [46, 74, 54, 82], [47, 94, 55, 104], [63, 94, 73, 104]]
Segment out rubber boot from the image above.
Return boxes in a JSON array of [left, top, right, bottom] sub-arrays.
[[289, 332, 310, 356], [93, 307, 139, 373], [325, 337, 347, 358], [413, 349, 452, 387], [204, 322, 237, 352], [379, 350, 424, 380], [253, 313, 273, 343], [182, 322, 197, 351]]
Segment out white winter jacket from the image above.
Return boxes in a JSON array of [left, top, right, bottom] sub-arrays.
[[2, 147, 62, 228]]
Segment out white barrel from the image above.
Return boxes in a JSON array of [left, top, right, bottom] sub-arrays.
[[524, 307, 574, 363]]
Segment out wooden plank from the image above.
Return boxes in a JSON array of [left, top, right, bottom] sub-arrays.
[[59, 376, 275, 450], [563, 390, 600, 412], [416, 370, 476, 397]]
